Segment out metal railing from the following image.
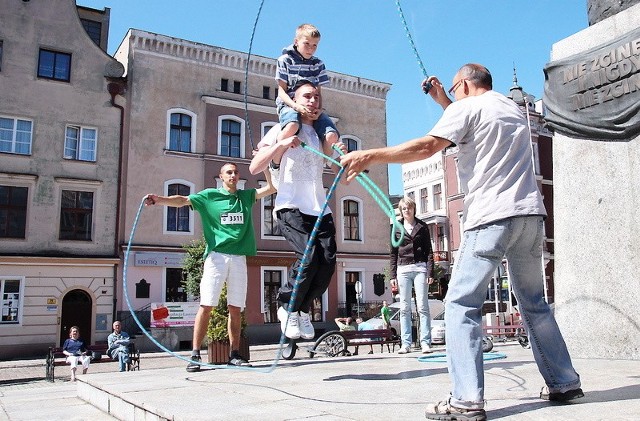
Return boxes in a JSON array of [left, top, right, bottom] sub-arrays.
[[117, 304, 151, 336]]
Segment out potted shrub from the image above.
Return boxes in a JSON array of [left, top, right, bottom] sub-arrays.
[[182, 239, 249, 364], [206, 284, 250, 364]]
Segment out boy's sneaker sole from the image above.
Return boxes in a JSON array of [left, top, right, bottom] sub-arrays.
[[540, 387, 584, 402]]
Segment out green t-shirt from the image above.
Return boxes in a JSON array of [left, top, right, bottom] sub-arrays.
[[188, 188, 257, 257], [381, 306, 391, 324]]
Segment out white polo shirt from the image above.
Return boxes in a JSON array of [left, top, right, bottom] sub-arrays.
[[428, 90, 546, 230]]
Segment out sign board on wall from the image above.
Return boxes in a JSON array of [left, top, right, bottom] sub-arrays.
[[543, 27, 640, 140], [135, 252, 185, 267], [150, 302, 199, 327]]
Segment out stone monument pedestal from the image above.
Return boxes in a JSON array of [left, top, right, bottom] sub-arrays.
[[547, 3, 640, 359]]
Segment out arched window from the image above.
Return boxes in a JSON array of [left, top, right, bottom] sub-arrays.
[[261, 122, 277, 138], [167, 183, 190, 232], [167, 109, 196, 153], [342, 198, 362, 241], [218, 116, 245, 158], [163, 180, 194, 234], [341, 136, 361, 153]]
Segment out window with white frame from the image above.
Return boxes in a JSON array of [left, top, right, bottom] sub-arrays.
[[262, 268, 285, 323], [262, 189, 280, 237], [261, 122, 276, 138], [433, 183, 442, 211], [342, 198, 362, 241], [0, 116, 33, 155], [407, 191, 415, 201], [218, 116, 244, 158], [0, 185, 28, 239], [342, 136, 360, 152], [59, 189, 94, 241], [38, 48, 71, 82], [0, 277, 22, 323], [167, 111, 194, 153], [166, 183, 191, 233], [437, 225, 446, 251], [64, 125, 97, 161], [420, 187, 429, 214]]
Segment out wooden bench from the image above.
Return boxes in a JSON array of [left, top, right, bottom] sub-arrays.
[[45, 342, 140, 382], [310, 328, 400, 358]]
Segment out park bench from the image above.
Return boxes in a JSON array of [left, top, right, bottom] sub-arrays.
[[309, 328, 400, 358], [45, 342, 140, 382]]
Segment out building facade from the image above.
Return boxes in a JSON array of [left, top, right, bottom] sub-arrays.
[[401, 154, 450, 293], [113, 29, 393, 346], [0, 0, 125, 358], [1, 0, 394, 357]]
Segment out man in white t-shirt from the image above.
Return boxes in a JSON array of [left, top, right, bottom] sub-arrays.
[[339, 64, 582, 421], [250, 81, 346, 341]]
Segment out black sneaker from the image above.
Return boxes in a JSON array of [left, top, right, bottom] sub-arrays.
[[186, 355, 202, 372], [540, 386, 584, 402], [228, 357, 252, 367]]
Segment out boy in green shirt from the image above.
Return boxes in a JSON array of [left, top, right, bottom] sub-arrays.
[[146, 163, 275, 370]]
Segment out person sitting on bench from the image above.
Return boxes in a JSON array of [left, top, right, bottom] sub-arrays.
[[335, 317, 375, 354], [107, 321, 131, 372], [62, 326, 90, 381]]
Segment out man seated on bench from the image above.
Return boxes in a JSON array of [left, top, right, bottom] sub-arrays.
[[107, 321, 131, 372], [335, 317, 375, 355]]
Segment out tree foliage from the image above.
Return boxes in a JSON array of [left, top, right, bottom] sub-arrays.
[[181, 238, 246, 342], [182, 238, 205, 299]]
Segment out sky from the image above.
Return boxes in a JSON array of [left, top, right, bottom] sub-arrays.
[[77, 0, 589, 195]]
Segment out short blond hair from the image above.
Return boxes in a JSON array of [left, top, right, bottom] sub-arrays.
[[295, 23, 321, 39], [398, 196, 416, 212]]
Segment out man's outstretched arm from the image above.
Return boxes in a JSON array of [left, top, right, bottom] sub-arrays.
[[339, 135, 451, 183]]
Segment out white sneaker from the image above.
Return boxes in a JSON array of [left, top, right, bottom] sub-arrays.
[[421, 343, 433, 354], [277, 306, 300, 339], [398, 345, 411, 354], [298, 311, 315, 340]]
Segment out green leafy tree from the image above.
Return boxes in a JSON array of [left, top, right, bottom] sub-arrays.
[[182, 239, 205, 299]]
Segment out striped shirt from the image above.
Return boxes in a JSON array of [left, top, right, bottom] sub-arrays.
[[275, 44, 329, 106]]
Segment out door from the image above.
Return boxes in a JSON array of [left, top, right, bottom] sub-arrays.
[[345, 271, 359, 317], [59, 289, 92, 346]]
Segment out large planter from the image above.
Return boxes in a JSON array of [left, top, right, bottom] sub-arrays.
[[207, 336, 250, 364]]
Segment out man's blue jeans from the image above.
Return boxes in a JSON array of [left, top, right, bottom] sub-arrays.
[[397, 270, 431, 348], [445, 216, 580, 409], [113, 345, 130, 372]]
